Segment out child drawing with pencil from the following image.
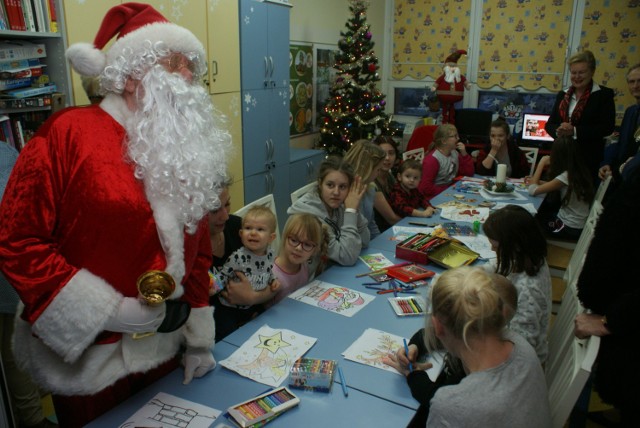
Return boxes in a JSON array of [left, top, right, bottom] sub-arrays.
[[383, 269, 533, 428], [266, 213, 329, 308], [388, 159, 436, 218]]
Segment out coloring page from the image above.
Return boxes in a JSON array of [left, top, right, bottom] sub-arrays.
[[220, 325, 317, 387], [288, 280, 375, 317], [391, 225, 437, 241], [119, 392, 221, 428], [453, 235, 496, 259], [358, 252, 394, 271], [492, 202, 537, 215], [440, 206, 490, 223], [342, 328, 406, 375]]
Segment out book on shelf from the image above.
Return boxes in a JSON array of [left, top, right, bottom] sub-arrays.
[[0, 41, 47, 63], [0, 76, 31, 90], [3, 0, 26, 31], [0, 110, 48, 150], [21, 0, 36, 32], [0, 58, 42, 72], [0, 2, 8, 30], [0, 93, 52, 109], [45, 0, 55, 32], [3, 83, 56, 98]]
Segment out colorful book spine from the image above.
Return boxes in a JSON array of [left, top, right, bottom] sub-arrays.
[[0, 94, 51, 109], [4, 83, 55, 98], [0, 41, 47, 62]]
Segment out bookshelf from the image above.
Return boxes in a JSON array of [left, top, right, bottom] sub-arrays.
[[0, 0, 72, 150]]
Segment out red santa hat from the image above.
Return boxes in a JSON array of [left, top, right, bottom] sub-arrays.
[[444, 50, 467, 64], [66, 2, 205, 78]]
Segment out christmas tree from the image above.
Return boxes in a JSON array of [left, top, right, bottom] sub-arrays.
[[319, 0, 389, 156]]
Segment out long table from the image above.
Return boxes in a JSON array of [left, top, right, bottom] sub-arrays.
[[87, 178, 544, 427]]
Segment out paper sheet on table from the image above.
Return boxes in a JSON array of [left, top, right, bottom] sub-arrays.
[[452, 235, 496, 259], [440, 206, 490, 223], [119, 392, 221, 428], [479, 188, 528, 201], [391, 225, 436, 241], [342, 328, 445, 380], [359, 253, 394, 271], [492, 202, 538, 215], [220, 325, 317, 387], [288, 280, 375, 317]]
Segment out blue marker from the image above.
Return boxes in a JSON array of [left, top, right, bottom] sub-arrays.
[[403, 338, 413, 372], [338, 366, 348, 397]]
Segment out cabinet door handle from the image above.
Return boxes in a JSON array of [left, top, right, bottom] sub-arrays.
[[268, 139, 275, 160], [211, 60, 218, 77], [268, 56, 274, 78]]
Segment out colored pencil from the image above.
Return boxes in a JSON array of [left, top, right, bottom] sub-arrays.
[[338, 367, 348, 397], [403, 339, 413, 372]]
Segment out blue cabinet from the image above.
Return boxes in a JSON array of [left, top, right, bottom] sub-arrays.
[[240, 0, 291, 231], [289, 149, 325, 193], [239, 0, 290, 91]]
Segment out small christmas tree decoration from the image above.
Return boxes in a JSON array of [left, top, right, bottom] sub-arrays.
[[319, 0, 390, 156]]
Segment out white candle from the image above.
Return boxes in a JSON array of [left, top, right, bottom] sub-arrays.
[[496, 164, 507, 183]]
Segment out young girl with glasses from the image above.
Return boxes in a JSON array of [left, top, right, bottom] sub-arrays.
[[267, 213, 329, 307]]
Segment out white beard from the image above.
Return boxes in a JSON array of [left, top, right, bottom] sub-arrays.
[[444, 65, 461, 84], [125, 66, 231, 234]]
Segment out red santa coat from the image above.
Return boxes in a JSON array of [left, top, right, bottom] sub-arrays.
[[0, 96, 214, 395]]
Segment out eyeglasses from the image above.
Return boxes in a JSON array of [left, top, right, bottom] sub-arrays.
[[159, 53, 198, 74], [287, 236, 316, 252]]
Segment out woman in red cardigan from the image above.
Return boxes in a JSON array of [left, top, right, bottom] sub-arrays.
[[418, 124, 475, 199]]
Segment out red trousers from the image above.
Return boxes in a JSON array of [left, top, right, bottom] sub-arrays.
[[52, 356, 179, 427]]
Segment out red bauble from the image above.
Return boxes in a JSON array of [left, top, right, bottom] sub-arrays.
[[368, 63, 376, 72]]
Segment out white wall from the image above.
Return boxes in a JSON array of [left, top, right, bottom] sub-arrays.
[[289, 0, 389, 149]]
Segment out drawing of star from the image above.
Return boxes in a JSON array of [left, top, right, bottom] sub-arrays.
[[256, 331, 291, 353]]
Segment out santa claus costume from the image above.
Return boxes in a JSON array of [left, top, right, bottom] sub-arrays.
[[433, 50, 471, 124], [0, 3, 230, 426]]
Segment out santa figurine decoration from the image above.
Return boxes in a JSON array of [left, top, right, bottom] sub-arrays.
[[432, 49, 471, 124]]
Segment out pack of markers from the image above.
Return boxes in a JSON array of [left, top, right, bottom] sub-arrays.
[[226, 387, 299, 428], [388, 296, 428, 317]]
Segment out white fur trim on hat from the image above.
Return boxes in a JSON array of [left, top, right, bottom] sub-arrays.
[[66, 42, 107, 77]]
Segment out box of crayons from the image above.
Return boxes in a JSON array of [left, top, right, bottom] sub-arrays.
[[288, 358, 336, 392], [395, 233, 445, 265], [396, 233, 479, 269], [227, 387, 299, 428], [388, 296, 427, 317]]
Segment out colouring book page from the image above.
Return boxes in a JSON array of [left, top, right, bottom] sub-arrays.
[[288, 280, 375, 317], [478, 188, 528, 202], [440, 206, 490, 223], [220, 325, 317, 387], [119, 392, 221, 428], [453, 235, 496, 259], [492, 202, 537, 215], [342, 328, 406, 375], [359, 253, 394, 271]]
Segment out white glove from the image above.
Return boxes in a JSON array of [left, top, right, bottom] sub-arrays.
[[528, 184, 539, 196], [182, 347, 216, 384], [104, 297, 166, 334]]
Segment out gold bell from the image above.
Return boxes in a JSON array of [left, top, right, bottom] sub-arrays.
[[137, 270, 175, 306], [132, 270, 175, 339]]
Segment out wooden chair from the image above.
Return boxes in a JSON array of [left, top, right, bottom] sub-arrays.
[[402, 147, 425, 162], [562, 200, 603, 285], [520, 146, 539, 176], [291, 181, 316, 204], [233, 193, 280, 251], [593, 174, 612, 205], [546, 278, 600, 428]]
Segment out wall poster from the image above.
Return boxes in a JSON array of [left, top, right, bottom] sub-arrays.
[[289, 43, 313, 136]]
